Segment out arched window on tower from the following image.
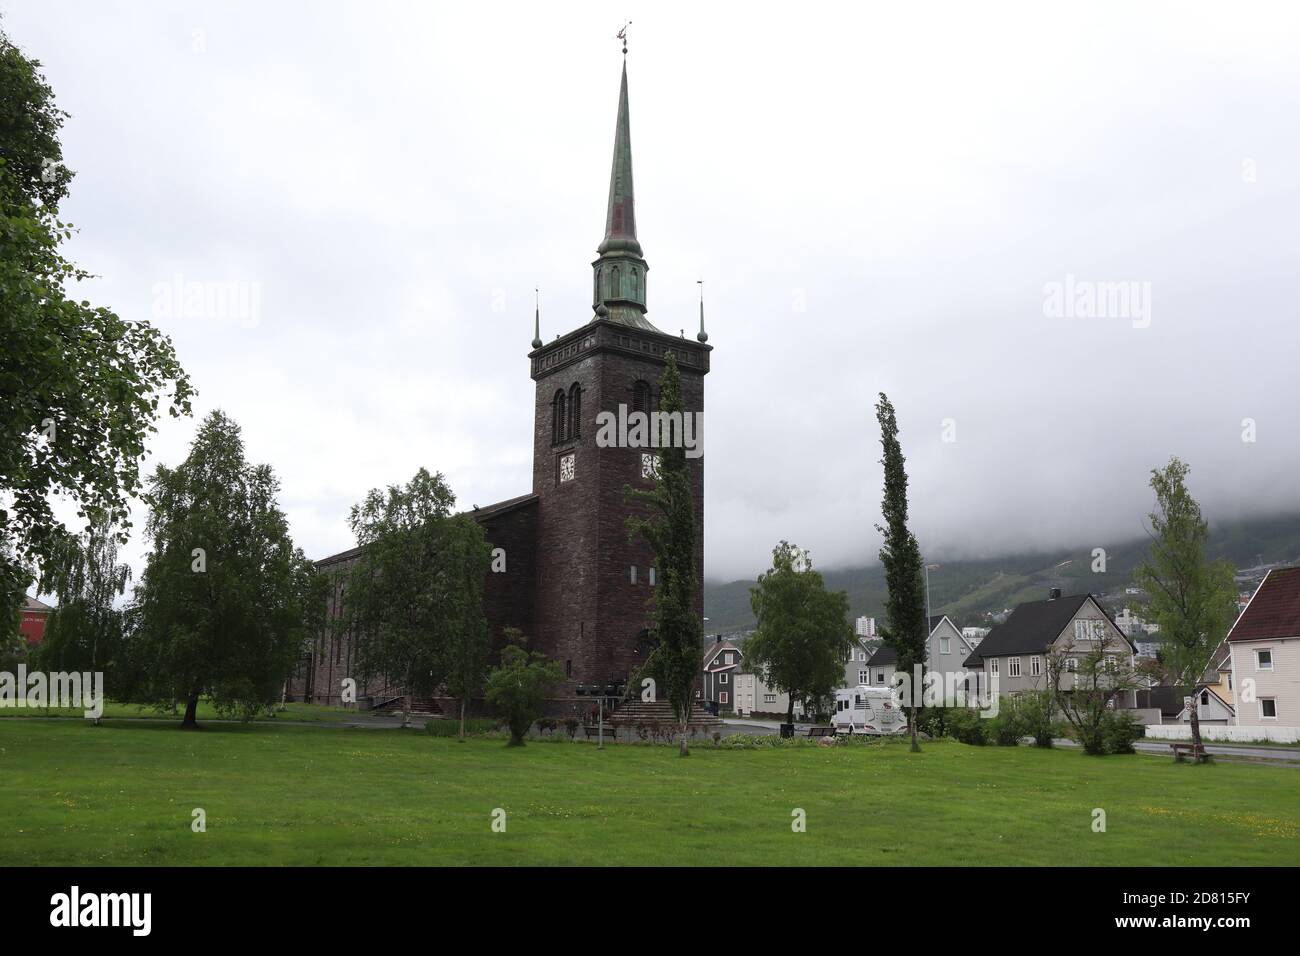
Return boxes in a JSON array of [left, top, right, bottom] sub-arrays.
[[632, 379, 652, 415], [552, 389, 567, 444], [629, 267, 639, 299], [568, 383, 582, 439], [609, 265, 621, 300]]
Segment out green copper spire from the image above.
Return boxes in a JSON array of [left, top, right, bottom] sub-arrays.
[[598, 60, 641, 259], [591, 57, 659, 332]]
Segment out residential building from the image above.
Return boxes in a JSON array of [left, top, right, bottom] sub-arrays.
[[844, 637, 881, 688], [1194, 641, 1236, 725], [701, 639, 741, 712], [864, 615, 975, 695], [854, 616, 876, 638], [733, 672, 791, 718], [1226, 566, 1300, 728], [962, 590, 1138, 705]]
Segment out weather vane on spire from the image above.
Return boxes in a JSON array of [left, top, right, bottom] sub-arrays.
[[616, 20, 631, 55]]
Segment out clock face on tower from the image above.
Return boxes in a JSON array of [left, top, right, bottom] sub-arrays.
[[559, 453, 576, 483], [640, 453, 661, 479]]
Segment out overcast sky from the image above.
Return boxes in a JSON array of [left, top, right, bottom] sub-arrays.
[[8, 0, 1300, 585]]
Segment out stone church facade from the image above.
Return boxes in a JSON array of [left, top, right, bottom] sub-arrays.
[[289, 58, 710, 710]]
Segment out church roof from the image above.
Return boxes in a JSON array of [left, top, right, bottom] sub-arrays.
[[314, 493, 538, 569]]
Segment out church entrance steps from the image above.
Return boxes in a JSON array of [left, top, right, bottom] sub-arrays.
[[371, 696, 444, 720], [610, 699, 723, 727]]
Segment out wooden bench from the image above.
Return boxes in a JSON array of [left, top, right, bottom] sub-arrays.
[[1170, 741, 1207, 763], [582, 725, 615, 741], [806, 725, 837, 738]]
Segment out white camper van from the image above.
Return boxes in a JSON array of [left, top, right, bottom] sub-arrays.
[[832, 685, 907, 735]]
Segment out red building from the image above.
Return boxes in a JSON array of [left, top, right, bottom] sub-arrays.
[[19, 596, 52, 646]]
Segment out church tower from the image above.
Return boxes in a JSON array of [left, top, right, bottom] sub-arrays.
[[528, 54, 711, 691]]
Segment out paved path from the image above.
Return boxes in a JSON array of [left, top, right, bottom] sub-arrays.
[[13, 713, 1297, 760], [1055, 737, 1300, 763]]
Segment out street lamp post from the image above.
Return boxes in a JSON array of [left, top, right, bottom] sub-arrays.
[[925, 563, 941, 625]]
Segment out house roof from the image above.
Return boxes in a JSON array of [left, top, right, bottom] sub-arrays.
[[314, 493, 540, 569], [1132, 685, 1187, 718], [703, 640, 742, 670], [868, 617, 954, 667], [961, 593, 1130, 666], [1227, 566, 1300, 642], [869, 644, 897, 666], [23, 596, 52, 613]]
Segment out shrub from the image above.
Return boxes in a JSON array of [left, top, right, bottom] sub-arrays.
[[988, 709, 1023, 746], [1017, 691, 1058, 748], [1102, 709, 1140, 755], [484, 637, 565, 746], [945, 707, 987, 746], [915, 706, 949, 739], [1077, 725, 1108, 755], [563, 717, 579, 739]]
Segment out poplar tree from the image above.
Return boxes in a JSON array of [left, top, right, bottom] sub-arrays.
[[875, 393, 927, 752], [626, 352, 701, 756]]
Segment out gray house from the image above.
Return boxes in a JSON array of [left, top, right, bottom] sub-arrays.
[[962, 590, 1137, 705], [701, 638, 742, 712], [863, 616, 973, 691], [844, 637, 881, 688]]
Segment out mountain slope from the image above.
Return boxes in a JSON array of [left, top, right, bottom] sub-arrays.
[[703, 512, 1300, 633]]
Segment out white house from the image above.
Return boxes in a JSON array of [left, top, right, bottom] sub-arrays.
[[1227, 566, 1300, 728]]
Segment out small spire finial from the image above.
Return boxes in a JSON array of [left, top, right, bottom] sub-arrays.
[[616, 20, 631, 55], [531, 288, 543, 349], [696, 279, 709, 342]]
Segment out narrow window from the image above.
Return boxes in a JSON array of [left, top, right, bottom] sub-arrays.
[[568, 383, 582, 439], [1261, 698, 1277, 719], [629, 565, 637, 585], [632, 380, 652, 415], [649, 566, 657, 586], [552, 389, 567, 443]]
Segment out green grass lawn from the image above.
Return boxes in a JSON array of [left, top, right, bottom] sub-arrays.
[[2, 720, 1297, 866], [0, 700, 358, 723]]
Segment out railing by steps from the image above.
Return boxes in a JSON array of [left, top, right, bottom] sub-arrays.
[[610, 699, 722, 726]]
